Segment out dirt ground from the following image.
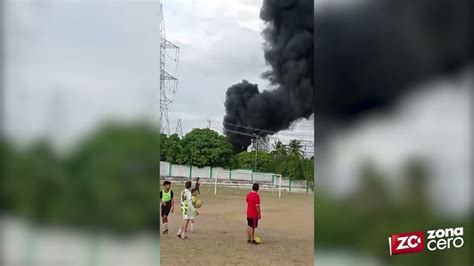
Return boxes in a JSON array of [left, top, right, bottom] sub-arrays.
[[160, 185, 314, 266]]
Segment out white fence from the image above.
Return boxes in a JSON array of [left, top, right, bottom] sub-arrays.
[[160, 161, 310, 192]]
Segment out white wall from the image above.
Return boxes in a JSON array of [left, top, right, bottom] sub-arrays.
[[2, 216, 158, 266], [160, 161, 170, 176], [191, 166, 212, 179], [160, 161, 309, 190], [170, 164, 189, 177]]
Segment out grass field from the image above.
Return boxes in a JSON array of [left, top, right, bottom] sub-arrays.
[[160, 184, 313, 265]]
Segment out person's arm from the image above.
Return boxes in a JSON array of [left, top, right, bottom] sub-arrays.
[[160, 191, 163, 205], [256, 195, 261, 219], [170, 191, 174, 212]]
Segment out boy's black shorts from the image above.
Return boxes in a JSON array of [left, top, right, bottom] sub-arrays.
[[161, 202, 172, 217], [247, 217, 258, 228]]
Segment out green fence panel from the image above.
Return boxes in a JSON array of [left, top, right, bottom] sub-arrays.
[[149, 238, 159, 266], [85, 234, 100, 266], [22, 222, 36, 266]]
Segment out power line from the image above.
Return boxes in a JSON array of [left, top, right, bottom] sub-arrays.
[[223, 126, 313, 140], [222, 121, 276, 134], [278, 132, 314, 138], [222, 128, 256, 137], [225, 128, 314, 144], [223, 127, 314, 157], [216, 119, 313, 134], [208, 119, 314, 140]]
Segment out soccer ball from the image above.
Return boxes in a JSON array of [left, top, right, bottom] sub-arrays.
[[254, 236, 262, 244], [195, 199, 203, 208]]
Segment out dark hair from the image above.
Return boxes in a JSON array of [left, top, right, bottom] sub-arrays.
[[252, 183, 259, 191], [163, 181, 171, 186], [185, 180, 192, 189], [196, 177, 200, 180]]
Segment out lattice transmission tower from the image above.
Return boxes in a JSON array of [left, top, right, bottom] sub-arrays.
[[160, 3, 180, 135], [174, 119, 183, 138]]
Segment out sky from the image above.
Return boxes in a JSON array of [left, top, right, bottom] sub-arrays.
[[4, 0, 314, 152], [161, 0, 314, 144], [5, 0, 160, 150]]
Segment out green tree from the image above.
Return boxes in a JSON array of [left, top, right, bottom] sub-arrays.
[[3, 122, 161, 233], [234, 151, 274, 172], [68, 122, 159, 232], [271, 141, 287, 157], [159, 133, 168, 159], [3, 140, 71, 223], [160, 134, 185, 164], [275, 154, 305, 180], [287, 139, 303, 158], [181, 128, 234, 168]]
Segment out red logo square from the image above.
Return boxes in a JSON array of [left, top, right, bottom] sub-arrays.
[[388, 231, 424, 255]]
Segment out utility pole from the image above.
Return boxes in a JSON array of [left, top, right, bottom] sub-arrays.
[[253, 133, 261, 172], [207, 119, 211, 129]]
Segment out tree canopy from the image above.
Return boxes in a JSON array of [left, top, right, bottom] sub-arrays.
[[160, 133, 314, 189], [2, 122, 160, 232]]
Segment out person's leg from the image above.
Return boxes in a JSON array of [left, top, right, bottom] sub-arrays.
[[247, 227, 252, 241], [177, 216, 186, 237], [251, 218, 259, 244], [190, 219, 194, 232], [250, 218, 259, 244], [185, 219, 190, 232], [163, 215, 168, 233], [182, 219, 190, 239]]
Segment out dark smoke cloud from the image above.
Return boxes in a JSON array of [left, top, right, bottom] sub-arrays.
[[224, 0, 314, 151], [224, 0, 472, 151], [314, 0, 473, 137]]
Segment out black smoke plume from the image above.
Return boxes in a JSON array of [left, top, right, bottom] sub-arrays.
[[314, 0, 473, 137], [224, 0, 314, 151], [224, 0, 472, 151]]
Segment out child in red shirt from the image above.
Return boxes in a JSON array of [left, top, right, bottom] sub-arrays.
[[246, 183, 261, 244]]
